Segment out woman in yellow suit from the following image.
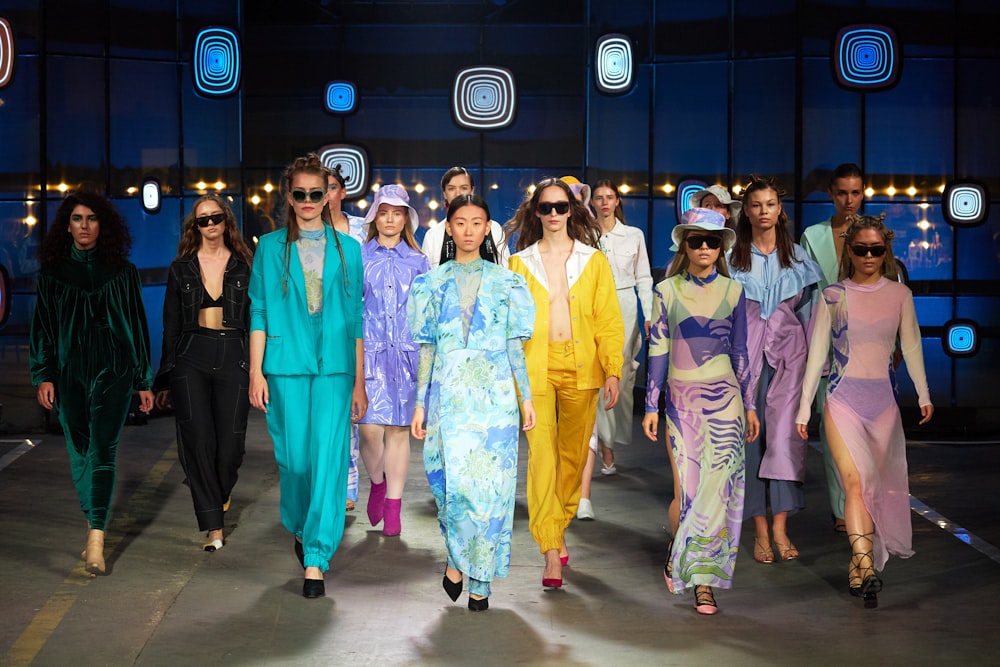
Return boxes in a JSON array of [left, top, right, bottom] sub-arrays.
[[506, 178, 624, 589]]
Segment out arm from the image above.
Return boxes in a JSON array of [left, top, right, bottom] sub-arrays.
[[410, 342, 434, 439], [796, 294, 832, 436], [633, 231, 655, 324], [641, 284, 670, 442], [351, 338, 368, 422], [29, 273, 58, 407], [125, 263, 154, 393], [898, 290, 933, 424], [154, 262, 182, 395], [729, 288, 759, 442], [592, 255, 625, 408]]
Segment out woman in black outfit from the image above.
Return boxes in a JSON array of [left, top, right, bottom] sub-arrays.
[[154, 194, 253, 551]]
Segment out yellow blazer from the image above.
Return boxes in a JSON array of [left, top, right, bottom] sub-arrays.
[[509, 241, 624, 395]]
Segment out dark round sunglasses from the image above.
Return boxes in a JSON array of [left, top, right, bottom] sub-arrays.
[[685, 234, 723, 250], [195, 213, 226, 227], [291, 188, 328, 204], [850, 244, 887, 257]]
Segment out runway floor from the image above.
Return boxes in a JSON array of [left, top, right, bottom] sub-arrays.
[[1, 409, 998, 666]]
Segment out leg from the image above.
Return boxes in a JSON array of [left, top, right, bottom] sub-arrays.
[[824, 407, 877, 588], [346, 424, 359, 508], [577, 426, 597, 519], [381, 425, 410, 536], [208, 346, 250, 542], [265, 376, 313, 543], [817, 378, 847, 529], [358, 423, 387, 525]]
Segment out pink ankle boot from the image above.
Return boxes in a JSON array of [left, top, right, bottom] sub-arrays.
[[383, 498, 402, 536], [367, 476, 386, 526]]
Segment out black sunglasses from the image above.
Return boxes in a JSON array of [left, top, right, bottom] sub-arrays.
[[685, 234, 723, 250], [850, 244, 887, 258], [537, 201, 570, 216], [291, 188, 327, 204], [195, 213, 226, 228]]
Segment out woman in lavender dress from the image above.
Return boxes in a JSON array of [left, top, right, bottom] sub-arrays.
[[642, 208, 759, 615], [358, 184, 429, 536]]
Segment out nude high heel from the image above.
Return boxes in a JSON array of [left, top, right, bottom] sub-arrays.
[[83, 529, 106, 576]]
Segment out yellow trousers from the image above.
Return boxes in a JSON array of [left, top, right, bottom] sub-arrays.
[[526, 341, 599, 553]]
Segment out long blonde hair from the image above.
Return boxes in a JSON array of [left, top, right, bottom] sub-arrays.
[[666, 230, 730, 278]]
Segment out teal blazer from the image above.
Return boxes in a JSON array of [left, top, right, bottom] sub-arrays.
[[249, 226, 363, 377]]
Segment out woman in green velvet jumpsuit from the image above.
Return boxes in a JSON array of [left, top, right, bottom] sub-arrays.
[[30, 192, 154, 576]]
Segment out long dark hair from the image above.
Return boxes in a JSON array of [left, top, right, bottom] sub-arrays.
[[505, 178, 601, 252], [440, 194, 501, 265], [175, 194, 253, 265], [839, 213, 899, 282], [729, 175, 800, 272], [280, 153, 349, 296], [38, 191, 132, 271]]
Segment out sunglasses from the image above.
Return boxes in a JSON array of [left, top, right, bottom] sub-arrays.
[[195, 213, 226, 228], [850, 244, 887, 258], [290, 188, 328, 204], [685, 234, 723, 250], [537, 201, 570, 216]]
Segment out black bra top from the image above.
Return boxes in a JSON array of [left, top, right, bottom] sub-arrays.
[[201, 289, 223, 308]]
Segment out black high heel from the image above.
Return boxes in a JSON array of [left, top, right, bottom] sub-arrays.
[[848, 531, 881, 609], [663, 538, 675, 593], [468, 595, 489, 612], [442, 566, 462, 602]]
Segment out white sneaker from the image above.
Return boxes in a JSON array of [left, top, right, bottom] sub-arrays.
[[576, 498, 595, 520]]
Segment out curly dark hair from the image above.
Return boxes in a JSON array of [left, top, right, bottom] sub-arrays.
[[175, 194, 253, 265], [38, 191, 132, 271]]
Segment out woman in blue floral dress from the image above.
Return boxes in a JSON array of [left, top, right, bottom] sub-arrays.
[[409, 195, 536, 612]]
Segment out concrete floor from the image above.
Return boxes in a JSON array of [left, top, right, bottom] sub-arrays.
[[1, 409, 998, 667]]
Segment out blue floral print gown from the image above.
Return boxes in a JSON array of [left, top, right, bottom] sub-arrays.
[[408, 258, 534, 595]]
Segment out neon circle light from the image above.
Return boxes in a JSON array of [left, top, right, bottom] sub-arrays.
[[595, 34, 633, 95], [194, 27, 241, 97], [452, 66, 517, 130], [833, 24, 900, 91], [325, 81, 357, 114], [318, 144, 370, 199]]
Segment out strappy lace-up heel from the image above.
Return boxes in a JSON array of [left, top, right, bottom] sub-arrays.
[[848, 531, 882, 609]]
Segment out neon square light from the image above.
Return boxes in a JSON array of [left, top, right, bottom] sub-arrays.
[[325, 81, 357, 114], [0, 18, 14, 89], [595, 34, 633, 95], [318, 144, 369, 199], [833, 24, 900, 91], [675, 179, 708, 221], [942, 319, 979, 358], [452, 66, 517, 130], [942, 180, 989, 228], [194, 27, 241, 97]]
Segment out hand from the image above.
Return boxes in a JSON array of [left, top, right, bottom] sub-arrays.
[[137, 390, 154, 413], [744, 409, 760, 442], [918, 404, 934, 425], [644, 320, 651, 341], [249, 371, 269, 413], [603, 376, 620, 410], [154, 390, 172, 411], [521, 399, 536, 431], [351, 381, 368, 423], [410, 407, 426, 440], [796, 423, 809, 440], [36, 382, 55, 410], [641, 412, 658, 441]]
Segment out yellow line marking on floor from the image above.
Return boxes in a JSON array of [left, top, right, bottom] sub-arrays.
[[2, 443, 177, 667]]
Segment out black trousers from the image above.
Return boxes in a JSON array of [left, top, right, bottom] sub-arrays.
[[171, 328, 249, 531]]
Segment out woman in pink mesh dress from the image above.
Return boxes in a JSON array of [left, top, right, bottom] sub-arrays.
[[797, 213, 933, 610]]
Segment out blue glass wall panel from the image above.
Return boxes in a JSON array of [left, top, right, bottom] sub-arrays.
[[0, 56, 41, 198], [45, 56, 107, 191], [109, 60, 180, 197], [865, 60, 953, 191], [955, 212, 1000, 282], [800, 59, 863, 201], [733, 0, 797, 58], [110, 0, 178, 59], [732, 58, 796, 183], [652, 62, 729, 183], [587, 65, 651, 187], [181, 66, 241, 196], [957, 60, 1000, 194]]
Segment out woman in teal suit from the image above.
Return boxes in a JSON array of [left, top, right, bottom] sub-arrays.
[[248, 153, 367, 599]]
